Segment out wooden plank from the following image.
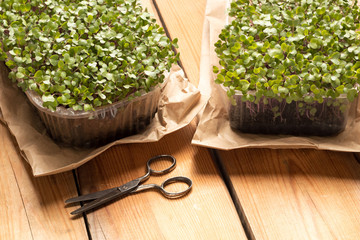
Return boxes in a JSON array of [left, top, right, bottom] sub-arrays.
[[219, 149, 360, 240], [0, 124, 32, 240], [152, 0, 206, 86], [77, 124, 246, 239], [0, 124, 88, 240]]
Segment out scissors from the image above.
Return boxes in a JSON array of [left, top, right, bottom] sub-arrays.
[[65, 155, 192, 215]]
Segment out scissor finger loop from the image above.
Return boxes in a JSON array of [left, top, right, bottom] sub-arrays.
[[135, 176, 192, 198], [160, 176, 193, 198], [147, 154, 176, 175]]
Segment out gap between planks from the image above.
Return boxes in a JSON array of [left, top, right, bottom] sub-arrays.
[[353, 153, 360, 164], [72, 170, 93, 240], [209, 149, 254, 240], [151, 0, 187, 79]]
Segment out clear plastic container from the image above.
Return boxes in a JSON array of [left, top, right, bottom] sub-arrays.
[[228, 92, 350, 136], [26, 85, 162, 148]]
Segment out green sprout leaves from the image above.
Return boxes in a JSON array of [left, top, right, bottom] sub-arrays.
[[214, 0, 360, 107], [0, 0, 179, 111]]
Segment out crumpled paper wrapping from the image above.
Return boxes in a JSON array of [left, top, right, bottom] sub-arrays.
[[192, 0, 360, 152], [0, 63, 208, 176]]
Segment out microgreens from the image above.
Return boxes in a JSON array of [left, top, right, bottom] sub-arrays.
[[214, 0, 360, 106], [0, 0, 179, 111]]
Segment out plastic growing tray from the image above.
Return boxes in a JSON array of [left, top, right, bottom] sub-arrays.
[[228, 92, 350, 136], [26, 86, 162, 148]]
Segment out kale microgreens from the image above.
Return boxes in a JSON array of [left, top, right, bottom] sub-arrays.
[[0, 0, 179, 111], [214, 0, 360, 106]]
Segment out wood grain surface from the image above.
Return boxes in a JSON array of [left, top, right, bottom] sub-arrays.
[[0, 123, 88, 240], [218, 149, 360, 240]]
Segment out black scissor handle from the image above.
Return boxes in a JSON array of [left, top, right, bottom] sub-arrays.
[[160, 176, 193, 198], [147, 155, 176, 175]]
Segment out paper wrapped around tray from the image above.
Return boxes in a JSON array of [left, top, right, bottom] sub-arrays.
[[0, 64, 208, 176], [191, 0, 360, 152]]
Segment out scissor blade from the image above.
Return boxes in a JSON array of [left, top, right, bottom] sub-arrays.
[[65, 187, 118, 204], [70, 179, 140, 215]]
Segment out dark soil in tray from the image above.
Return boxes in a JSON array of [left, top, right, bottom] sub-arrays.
[[229, 97, 349, 136]]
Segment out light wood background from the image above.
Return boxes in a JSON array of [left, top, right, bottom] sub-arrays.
[[1, 0, 360, 239]]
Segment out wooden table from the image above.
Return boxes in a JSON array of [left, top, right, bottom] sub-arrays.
[[1, 0, 360, 239]]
